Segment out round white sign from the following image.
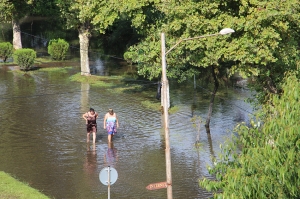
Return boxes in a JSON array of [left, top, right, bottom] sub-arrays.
[[99, 167, 118, 185]]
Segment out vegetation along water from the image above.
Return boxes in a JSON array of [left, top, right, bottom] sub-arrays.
[[0, 0, 299, 198]]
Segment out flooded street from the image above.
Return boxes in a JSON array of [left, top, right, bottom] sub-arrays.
[[0, 62, 252, 199]]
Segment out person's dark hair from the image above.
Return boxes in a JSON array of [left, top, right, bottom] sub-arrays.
[[90, 108, 95, 112], [108, 108, 113, 115]]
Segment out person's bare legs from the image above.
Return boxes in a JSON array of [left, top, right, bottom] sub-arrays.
[[92, 132, 96, 143], [108, 134, 112, 143], [87, 132, 90, 142]]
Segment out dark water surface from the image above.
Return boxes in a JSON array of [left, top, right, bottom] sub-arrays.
[[0, 62, 252, 199]]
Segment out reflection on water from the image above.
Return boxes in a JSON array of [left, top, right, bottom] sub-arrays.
[[90, 59, 107, 75], [84, 143, 97, 175], [104, 142, 118, 167], [0, 63, 253, 198]]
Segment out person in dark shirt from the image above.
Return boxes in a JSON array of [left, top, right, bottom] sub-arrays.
[[82, 108, 99, 143]]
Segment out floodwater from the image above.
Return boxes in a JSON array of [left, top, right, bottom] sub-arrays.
[[0, 60, 252, 199]]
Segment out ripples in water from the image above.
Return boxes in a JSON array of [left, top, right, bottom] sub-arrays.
[[0, 66, 253, 198]]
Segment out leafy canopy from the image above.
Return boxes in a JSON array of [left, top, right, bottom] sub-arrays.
[[55, 0, 121, 33], [124, 0, 300, 89], [0, 0, 34, 21]]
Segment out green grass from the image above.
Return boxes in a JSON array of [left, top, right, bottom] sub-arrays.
[[8, 67, 71, 76], [0, 56, 80, 66], [69, 73, 145, 91], [107, 84, 143, 94], [169, 105, 180, 114], [34, 57, 53, 63], [141, 100, 161, 111], [69, 73, 115, 87], [0, 171, 50, 199], [140, 100, 180, 113], [37, 67, 72, 73], [35, 57, 80, 63]]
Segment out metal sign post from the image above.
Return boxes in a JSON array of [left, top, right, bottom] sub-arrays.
[[108, 166, 110, 199], [99, 166, 118, 199]]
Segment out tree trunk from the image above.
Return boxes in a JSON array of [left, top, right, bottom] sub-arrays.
[[266, 76, 278, 94], [78, 26, 91, 76], [12, 18, 22, 49], [205, 66, 219, 134]]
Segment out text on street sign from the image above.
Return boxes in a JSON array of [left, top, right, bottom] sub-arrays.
[[146, 181, 168, 190]]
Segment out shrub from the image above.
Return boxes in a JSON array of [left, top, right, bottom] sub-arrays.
[[0, 42, 13, 62], [13, 48, 36, 71], [47, 38, 69, 60], [199, 72, 300, 199]]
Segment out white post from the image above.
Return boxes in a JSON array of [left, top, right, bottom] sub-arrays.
[[159, 28, 234, 199], [161, 33, 173, 199], [107, 166, 110, 199]]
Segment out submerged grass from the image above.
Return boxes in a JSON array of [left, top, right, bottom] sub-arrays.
[[69, 73, 115, 87], [7, 67, 171, 112], [8, 66, 71, 74], [69, 73, 149, 93], [140, 100, 180, 114], [0, 171, 50, 199], [37, 67, 72, 73], [35, 57, 53, 63], [169, 105, 180, 114], [141, 100, 161, 111]]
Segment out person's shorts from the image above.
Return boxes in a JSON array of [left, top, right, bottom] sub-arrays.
[[107, 131, 115, 135], [87, 124, 97, 133]]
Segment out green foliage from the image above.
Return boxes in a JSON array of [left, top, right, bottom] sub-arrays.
[[0, 42, 13, 62], [13, 48, 36, 71], [124, 1, 236, 80], [228, 0, 300, 104], [124, 0, 299, 104], [56, 0, 120, 33], [47, 38, 69, 60], [0, 0, 33, 21], [29, 0, 60, 17], [199, 72, 300, 198]]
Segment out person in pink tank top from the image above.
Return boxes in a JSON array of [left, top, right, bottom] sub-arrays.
[[82, 108, 99, 143]]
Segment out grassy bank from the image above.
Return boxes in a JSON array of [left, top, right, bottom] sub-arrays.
[[0, 171, 50, 199]]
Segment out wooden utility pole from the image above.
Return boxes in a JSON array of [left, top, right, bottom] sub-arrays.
[[161, 33, 173, 199]]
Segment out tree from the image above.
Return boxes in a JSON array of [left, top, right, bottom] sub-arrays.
[[224, 0, 300, 104], [56, 0, 121, 76], [199, 71, 300, 198], [0, 0, 59, 49], [0, 0, 31, 49], [124, 0, 300, 131], [124, 1, 238, 132]]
